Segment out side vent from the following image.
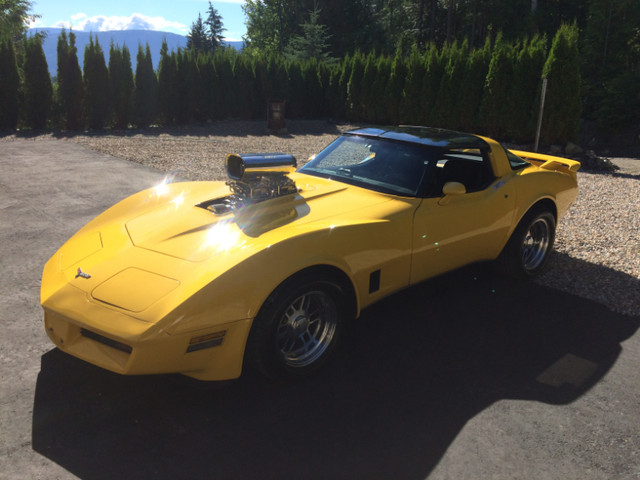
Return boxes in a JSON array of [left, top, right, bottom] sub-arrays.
[[369, 270, 381, 294]]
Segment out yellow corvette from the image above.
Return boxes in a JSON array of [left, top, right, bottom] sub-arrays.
[[41, 126, 580, 381]]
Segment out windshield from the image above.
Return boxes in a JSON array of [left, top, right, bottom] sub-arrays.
[[299, 135, 434, 196]]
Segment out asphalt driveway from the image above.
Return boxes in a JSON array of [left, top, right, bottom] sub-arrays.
[[1, 139, 639, 479]]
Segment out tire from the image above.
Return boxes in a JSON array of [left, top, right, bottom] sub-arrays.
[[497, 209, 556, 279], [246, 275, 345, 379]]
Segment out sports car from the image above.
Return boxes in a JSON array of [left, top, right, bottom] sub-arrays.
[[41, 126, 580, 380]]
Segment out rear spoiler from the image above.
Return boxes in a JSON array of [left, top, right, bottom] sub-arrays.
[[511, 150, 581, 174]]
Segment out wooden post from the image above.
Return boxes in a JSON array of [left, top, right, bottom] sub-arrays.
[[535, 77, 548, 152]]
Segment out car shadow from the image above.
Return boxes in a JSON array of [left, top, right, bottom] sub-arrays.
[[32, 258, 640, 480]]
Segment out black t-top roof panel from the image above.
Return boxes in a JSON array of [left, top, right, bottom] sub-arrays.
[[346, 126, 490, 150]]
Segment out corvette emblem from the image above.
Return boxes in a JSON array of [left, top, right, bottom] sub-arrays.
[[75, 268, 91, 279]]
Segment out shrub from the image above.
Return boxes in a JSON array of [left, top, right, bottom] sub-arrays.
[[541, 23, 581, 144], [22, 35, 53, 129], [133, 44, 158, 129], [0, 40, 19, 130]]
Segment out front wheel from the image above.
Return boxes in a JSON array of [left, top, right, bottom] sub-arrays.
[[497, 210, 556, 279], [246, 276, 344, 379]]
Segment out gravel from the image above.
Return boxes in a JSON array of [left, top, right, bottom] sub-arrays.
[[3, 120, 639, 316], [539, 171, 640, 317], [71, 120, 359, 181]]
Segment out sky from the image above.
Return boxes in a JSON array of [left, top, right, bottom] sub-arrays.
[[28, 0, 247, 41]]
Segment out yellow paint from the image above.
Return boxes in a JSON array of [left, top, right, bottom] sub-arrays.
[[41, 139, 579, 381], [91, 268, 180, 312]]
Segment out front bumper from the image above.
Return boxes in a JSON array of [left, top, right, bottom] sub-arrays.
[[42, 290, 253, 381]]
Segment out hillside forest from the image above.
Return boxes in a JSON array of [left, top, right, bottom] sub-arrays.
[[1, 0, 639, 147]]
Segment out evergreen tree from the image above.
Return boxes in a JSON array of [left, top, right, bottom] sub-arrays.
[[302, 59, 324, 118], [507, 35, 546, 142], [252, 56, 268, 116], [213, 50, 235, 119], [284, 4, 334, 62], [581, 0, 640, 126], [346, 51, 366, 121], [541, 23, 581, 144], [108, 43, 124, 125], [55, 29, 69, 123], [83, 36, 110, 130], [332, 53, 353, 120], [286, 60, 305, 118], [133, 44, 157, 128], [0, 40, 20, 130], [377, 0, 416, 53], [478, 33, 515, 138], [56, 29, 84, 130], [187, 14, 208, 54], [157, 40, 178, 124], [421, 44, 446, 126], [232, 54, 255, 119], [270, 55, 289, 100], [325, 61, 344, 119], [534, 0, 587, 39], [432, 40, 467, 129], [457, 36, 491, 131], [187, 2, 225, 54], [385, 45, 407, 125], [109, 43, 134, 129], [243, 0, 376, 57], [205, 1, 226, 52], [371, 55, 391, 124], [316, 60, 332, 117], [401, 45, 427, 125], [360, 52, 378, 122], [197, 53, 217, 120], [313, 0, 379, 57], [21, 34, 52, 129], [174, 49, 192, 124], [186, 50, 208, 122]]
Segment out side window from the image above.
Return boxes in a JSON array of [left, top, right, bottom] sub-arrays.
[[434, 148, 495, 194], [506, 149, 530, 170]]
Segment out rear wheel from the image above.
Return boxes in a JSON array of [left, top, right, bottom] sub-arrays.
[[498, 209, 556, 279], [246, 275, 344, 379]]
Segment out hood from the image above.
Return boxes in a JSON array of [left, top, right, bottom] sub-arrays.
[[125, 173, 392, 263], [42, 174, 399, 318]]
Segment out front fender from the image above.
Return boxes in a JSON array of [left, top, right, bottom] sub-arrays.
[[163, 216, 414, 336]]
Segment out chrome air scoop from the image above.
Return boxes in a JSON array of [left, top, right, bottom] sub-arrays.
[[198, 153, 298, 215]]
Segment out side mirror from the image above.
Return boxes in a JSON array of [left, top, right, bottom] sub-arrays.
[[439, 181, 466, 205]]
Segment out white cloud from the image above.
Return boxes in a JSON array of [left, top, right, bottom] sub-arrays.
[[28, 18, 43, 29], [54, 13, 187, 33]]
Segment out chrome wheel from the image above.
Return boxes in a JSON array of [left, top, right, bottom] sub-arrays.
[[276, 290, 338, 368], [521, 217, 551, 272], [497, 209, 555, 279], [247, 275, 345, 379]]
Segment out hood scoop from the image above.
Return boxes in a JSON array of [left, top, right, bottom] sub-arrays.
[[197, 195, 236, 215]]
